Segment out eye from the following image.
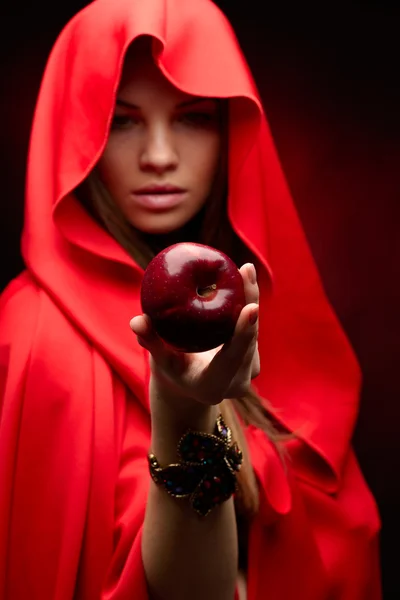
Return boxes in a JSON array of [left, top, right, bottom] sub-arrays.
[[178, 111, 218, 127], [111, 114, 141, 129]]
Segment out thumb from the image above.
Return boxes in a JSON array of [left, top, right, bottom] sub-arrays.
[[130, 314, 187, 376]]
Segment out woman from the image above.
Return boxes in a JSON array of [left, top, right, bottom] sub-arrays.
[[0, 0, 381, 598]]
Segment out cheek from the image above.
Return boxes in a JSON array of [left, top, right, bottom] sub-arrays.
[[97, 142, 133, 187], [186, 134, 222, 185], [97, 155, 117, 188]]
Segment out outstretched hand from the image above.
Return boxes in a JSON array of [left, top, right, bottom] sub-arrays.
[[130, 262, 260, 406]]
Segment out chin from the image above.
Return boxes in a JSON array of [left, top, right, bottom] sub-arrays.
[[129, 213, 196, 236], [134, 222, 182, 236]]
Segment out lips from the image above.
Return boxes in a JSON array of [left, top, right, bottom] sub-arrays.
[[134, 184, 186, 194], [131, 185, 187, 211]]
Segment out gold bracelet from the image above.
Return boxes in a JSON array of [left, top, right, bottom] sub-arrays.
[[148, 415, 243, 517]]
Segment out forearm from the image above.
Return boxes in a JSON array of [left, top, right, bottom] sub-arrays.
[[142, 384, 238, 600]]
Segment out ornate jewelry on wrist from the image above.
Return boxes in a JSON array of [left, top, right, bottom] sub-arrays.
[[148, 414, 243, 517]]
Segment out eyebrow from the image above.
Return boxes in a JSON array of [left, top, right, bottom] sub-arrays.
[[115, 96, 216, 109]]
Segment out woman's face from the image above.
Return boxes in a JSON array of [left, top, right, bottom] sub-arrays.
[[97, 46, 223, 235]]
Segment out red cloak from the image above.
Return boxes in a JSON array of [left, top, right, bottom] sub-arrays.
[[0, 0, 381, 597]]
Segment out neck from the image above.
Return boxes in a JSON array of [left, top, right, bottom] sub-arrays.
[[139, 206, 206, 255]]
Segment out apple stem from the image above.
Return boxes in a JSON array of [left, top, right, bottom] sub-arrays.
[[197, 283, 217, 298]]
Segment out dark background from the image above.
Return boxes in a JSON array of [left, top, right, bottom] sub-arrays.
[[1, 1, 399, 597]]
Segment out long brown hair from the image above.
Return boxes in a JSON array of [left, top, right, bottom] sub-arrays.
[[75, 102, 285, 520]]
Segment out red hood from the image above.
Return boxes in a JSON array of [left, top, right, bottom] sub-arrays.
[[22, 0, 360, 492]]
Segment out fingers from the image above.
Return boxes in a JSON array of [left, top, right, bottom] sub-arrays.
[[130, 314, 188, 381], [238, 262, 260, 379], [129, 314, 150, 339], [250, 340, 260, 380], [130, 314, 169, 363], [200, 264, 260, 400], [237, 263, 259, 345], [196, 298, 259, 402], [240, 263, 259, 307], [224, 300, 259, 376]]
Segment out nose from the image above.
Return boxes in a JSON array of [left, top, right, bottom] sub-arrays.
[[139, 123, 178, 174]]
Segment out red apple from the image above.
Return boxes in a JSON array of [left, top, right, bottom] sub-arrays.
[[140, 242, 246, 352]]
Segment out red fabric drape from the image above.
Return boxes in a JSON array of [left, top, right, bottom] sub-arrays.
[[0, 0, 381, 597]]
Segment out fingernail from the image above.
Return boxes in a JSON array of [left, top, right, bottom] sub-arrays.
[[249, 307, 259, 325], [130, 316, 139, 330], [247, 263, 257, 284]]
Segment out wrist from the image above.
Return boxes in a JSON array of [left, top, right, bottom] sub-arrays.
[[148, 412, 243, 518], [149, 378, 220, 461]]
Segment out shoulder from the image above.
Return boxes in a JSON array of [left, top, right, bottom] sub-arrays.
[[0, 272, 41, 347], [0, 271, 95, 400]]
